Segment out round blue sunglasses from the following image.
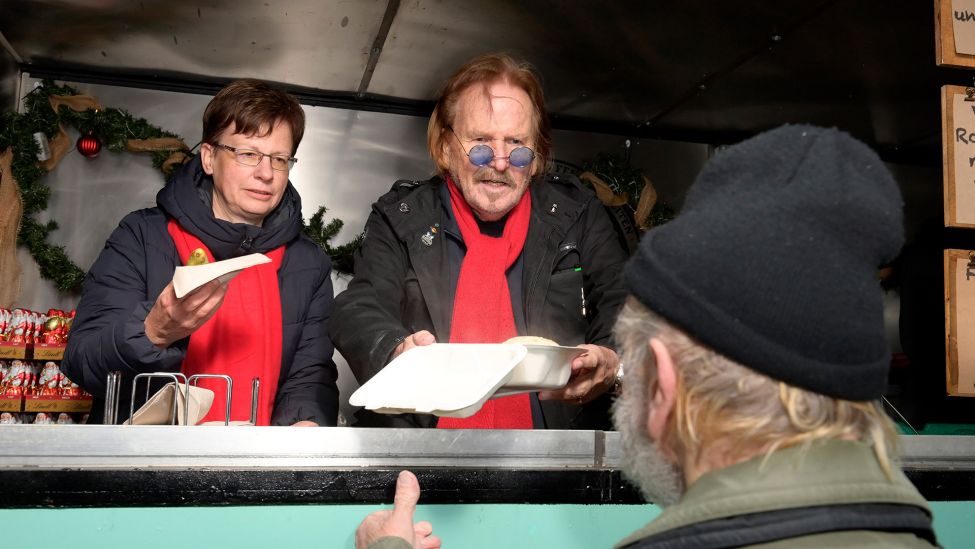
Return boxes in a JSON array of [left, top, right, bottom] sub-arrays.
[[449, 128, 535, 169]]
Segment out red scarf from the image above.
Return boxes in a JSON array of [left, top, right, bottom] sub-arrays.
[[167, 219, 284, 425], [437, 177, 533, 429]]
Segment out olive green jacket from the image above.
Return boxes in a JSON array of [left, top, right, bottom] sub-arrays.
[[367, 441, 934, 549], [616, 439, 935, 548]]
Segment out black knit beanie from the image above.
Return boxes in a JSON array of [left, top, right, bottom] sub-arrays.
[[624, 124, 903, 401]]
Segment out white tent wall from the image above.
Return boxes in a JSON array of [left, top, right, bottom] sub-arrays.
[[0, 46, 17, 111]]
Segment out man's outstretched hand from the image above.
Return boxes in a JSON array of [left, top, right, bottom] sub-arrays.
[[355, 471, 441, 549]]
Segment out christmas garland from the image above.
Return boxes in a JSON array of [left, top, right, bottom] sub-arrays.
[[580, 152, 675, 230], [0, 80, 357, 295], [0, 80, 187, 293]]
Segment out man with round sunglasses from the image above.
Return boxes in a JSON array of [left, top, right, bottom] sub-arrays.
[[64, 79, 339, 426], [332, 53, 628, 429]]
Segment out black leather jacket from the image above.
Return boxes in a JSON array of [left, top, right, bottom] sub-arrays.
[[331, 174, 628, 428]]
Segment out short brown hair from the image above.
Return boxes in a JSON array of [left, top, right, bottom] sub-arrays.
[[427, 53, 552, 176], [202, 79, 305, 155]]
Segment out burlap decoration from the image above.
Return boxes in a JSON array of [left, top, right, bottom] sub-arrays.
[[39, 95, 104, 172], [49, 94, 103, 114], [161, 151, 190, 176], [579, 171, 659, 228], [0, 148, 23, 307], [124, 137, 186, 152], [40, 124, 72, 172], [126, 137, 190, 176], [578, 171, 629, 207], [633, 174, 658, 229]]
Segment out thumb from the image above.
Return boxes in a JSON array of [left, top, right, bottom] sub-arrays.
[[391, 470, 420, 521], [415, 331, 437, 346]]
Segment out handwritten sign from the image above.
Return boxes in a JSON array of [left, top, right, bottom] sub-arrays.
[[945, 249, 975, 397], [942, 86, 975, 227], [952, 0, 975, 53], [937, 0, 975, 67]]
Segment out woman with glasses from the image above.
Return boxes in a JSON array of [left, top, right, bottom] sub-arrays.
[[331, 53, 628, 430], [64, 79, 339, 427]]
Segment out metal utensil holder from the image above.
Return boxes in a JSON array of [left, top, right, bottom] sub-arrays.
[[103, 371, 122, 425], [105, 372, 261, 425], [250, 377, 260, 425], [129, 372, 187, 425], [186, 374, 233, 426]]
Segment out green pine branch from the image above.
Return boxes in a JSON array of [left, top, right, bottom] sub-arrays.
[[302, 206, 362, 275]]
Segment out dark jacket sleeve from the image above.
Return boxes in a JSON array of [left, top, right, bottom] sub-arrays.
[[568, 197, 630, 430], [62, 211, 186, 398], [330, 190, 413, 385], [271, 246, 340, 426], [537, 185, 630, 431], [580, 199, 630, 349]]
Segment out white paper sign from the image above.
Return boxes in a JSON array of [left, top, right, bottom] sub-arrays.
[[952, 93, 975, 225], [953, 0, 975, 54], [952, 255, 975, 396]]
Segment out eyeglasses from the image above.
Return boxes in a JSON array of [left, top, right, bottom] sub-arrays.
[[213, 143, 297, 172], [449, 128, 535, 169]]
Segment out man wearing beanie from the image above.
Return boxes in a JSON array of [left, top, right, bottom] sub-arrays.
[[612, 124, 935, 548], [352, 125, 936, 549]]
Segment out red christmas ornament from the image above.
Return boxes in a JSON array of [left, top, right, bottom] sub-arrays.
[[76, 133, 102, 159]]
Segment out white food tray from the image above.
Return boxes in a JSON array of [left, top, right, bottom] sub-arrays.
[[496, 344, 585, 396], [349, 343, 527, 417], [350, 342, 586, 416], [172, 253, 270, 298]]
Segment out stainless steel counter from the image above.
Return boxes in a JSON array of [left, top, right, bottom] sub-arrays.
[[1, 426, 971, 470], [0, 425, 618, 469], [0, 427, 972, 507]]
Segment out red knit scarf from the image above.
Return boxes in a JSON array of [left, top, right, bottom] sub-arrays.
[[167, 219, 284, 425], [437, 177, 533, 429]]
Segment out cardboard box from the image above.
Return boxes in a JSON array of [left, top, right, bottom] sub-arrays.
[[0, 395, 23, 412], [32, 343, 65, 361], [24, 394, 92, 413], [0, 341, 28, 360]]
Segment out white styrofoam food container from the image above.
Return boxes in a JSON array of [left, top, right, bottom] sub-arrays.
[[491, 344, 585, 398], [172, 253, 270, 298], [503, 344, 585, 390], [348, 343, 527, 418]]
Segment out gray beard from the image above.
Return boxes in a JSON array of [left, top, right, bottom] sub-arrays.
[[611, 379, 685, 507]]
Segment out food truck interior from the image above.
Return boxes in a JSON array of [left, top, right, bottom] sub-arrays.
[[0, 1, 973, 548]]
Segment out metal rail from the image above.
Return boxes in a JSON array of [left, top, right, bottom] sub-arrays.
[[0, 426, 971, 472]]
